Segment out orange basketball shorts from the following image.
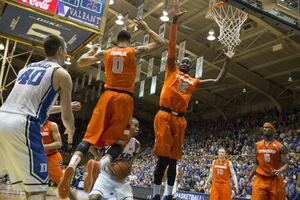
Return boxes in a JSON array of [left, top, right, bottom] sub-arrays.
[[252, 174, 286, 200], [83, 90, 134, 148], [153, 110, 187, 160], [210, 182, 232, 200], [47, 152, 63, 185]]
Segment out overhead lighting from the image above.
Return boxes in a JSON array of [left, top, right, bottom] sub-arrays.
[[97, 61, 101, 64], [288, 76, 293, 82], [65, 57, 71, 65], [109, 0, 114, 5], [115, 13, 124, 25], [207, 29, 216, 41], [0, 42, 4, 51], [160, 10, 169, 22], [195, 100, 199, 105], [86, 42, 93, 49], [242, 88, 247, 93]]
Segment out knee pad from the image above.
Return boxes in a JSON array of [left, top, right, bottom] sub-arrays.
[[167, 159, 177, 186], [154, 156, 169, 185], [106, 144, 123, 160], [75, 141, 91, 154]]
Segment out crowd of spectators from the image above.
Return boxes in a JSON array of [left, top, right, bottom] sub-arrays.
[[129, 108, 300, 199]]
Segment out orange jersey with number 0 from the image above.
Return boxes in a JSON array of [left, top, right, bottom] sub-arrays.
[[104, 47, 137, 93]]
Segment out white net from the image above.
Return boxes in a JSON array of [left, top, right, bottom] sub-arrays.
[[208, 1, 248, 52]]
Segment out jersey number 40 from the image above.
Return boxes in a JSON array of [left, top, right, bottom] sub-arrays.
[[18, 69, 46, 86]]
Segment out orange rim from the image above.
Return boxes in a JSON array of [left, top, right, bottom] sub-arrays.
[[209, 1, 225, 10]]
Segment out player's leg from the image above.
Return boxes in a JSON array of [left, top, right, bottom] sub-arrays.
[[269, 176, 286, 200], [220, 183, 232, 200], [162, 116, 187, 200], [84, 159, 101, 192], [115, 181, 134, 200], [153, 111, 174, 199], [251, 175, 268, 200], [162, 159, 177, 200], [58, 93, 111, 198], [209, 183, 220, 200], [89, 170, 114, 200]]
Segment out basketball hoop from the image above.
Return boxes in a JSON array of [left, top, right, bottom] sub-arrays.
[[207, 0, 248, 53]]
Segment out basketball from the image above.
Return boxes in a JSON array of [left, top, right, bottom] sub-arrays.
[[108, 160, 132, 180]]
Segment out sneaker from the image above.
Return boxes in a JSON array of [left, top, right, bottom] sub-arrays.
[[58, 166, 74, 199], [84, 159, 100, 192], [162, 195, 174, 200], [152, 194, 161, 200]]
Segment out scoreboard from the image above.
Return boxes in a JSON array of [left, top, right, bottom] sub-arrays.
[[57, 0, 106, 29], [0, 0, 108, 54], [15, 0, 107, 29]]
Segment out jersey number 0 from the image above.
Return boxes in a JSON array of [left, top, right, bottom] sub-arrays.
[[112, 57, 124, 74]]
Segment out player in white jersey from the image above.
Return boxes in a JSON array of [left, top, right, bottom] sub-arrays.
[[84, 118, 140, 200], [0, 34, 75, 200]]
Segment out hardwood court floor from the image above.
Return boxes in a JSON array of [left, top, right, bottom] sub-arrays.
[[0, 184, 89, 200]]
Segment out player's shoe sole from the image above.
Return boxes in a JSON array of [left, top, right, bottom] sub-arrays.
[[84, 159, 100, 192], [58, 166, 74, 199]]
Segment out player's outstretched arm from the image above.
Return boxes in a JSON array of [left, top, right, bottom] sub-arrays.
[[43, 122, 63, 150], [134, 18, 167, 56], [166, 0, 187, 69], [53, 68, 75, 144], [198, 50, 234, 88], [77, 44, 105, 68]]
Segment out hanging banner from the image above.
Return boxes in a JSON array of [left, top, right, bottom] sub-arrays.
[[136, 63, 142, 82], [139, 80, 145, 98], [195, 56, 203, 78], [147, 58, 154, 77], [88, 72, 93, 85], [160, 50, 167, 72], [96, 64, 101, 81], [74, 77, 79, 92], [178, 41, 186, 62], [81, 74, 86, 88], [159, 23, 166, 38], [137, 2, 144, 18], [143, 34, 149, 46], [84, 90, 89, 103], [91, 86, 96, 100], [150, 76, 157, 95]]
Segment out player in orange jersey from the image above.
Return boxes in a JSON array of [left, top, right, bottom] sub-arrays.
[[152, 1, 234, 200], [41, 120, 76, 200], [244, 121, 289, 200], [205, 148, 238, 200], [58, 18, 166, 199]]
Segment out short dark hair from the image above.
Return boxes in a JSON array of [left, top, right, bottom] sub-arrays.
[[43, 34, 65, 57], [117, 30, 131, 43]]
